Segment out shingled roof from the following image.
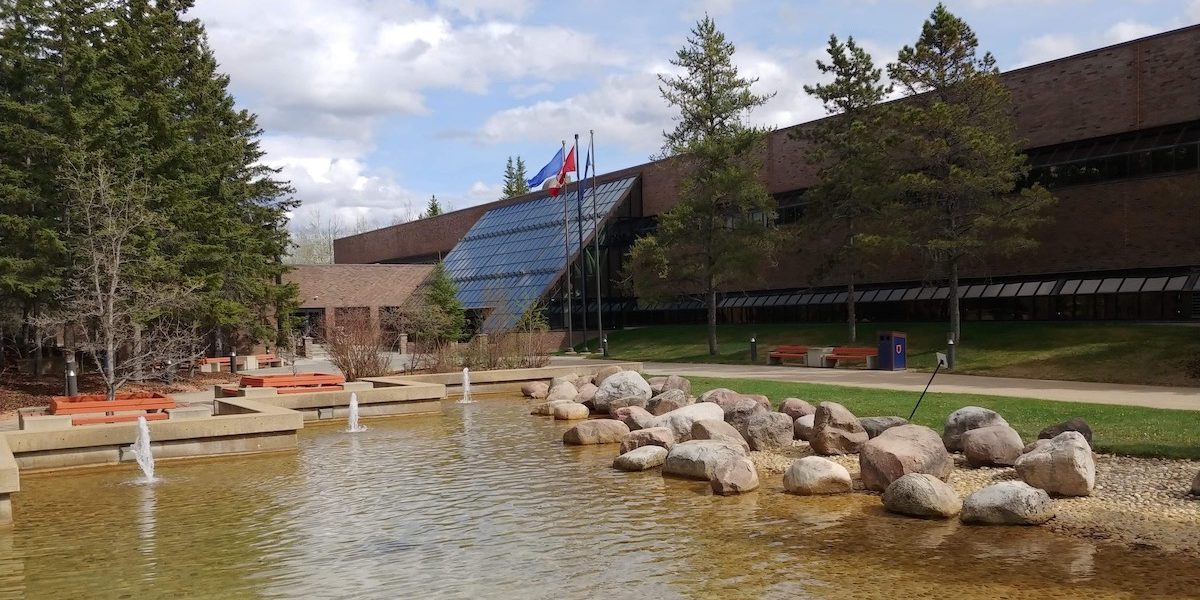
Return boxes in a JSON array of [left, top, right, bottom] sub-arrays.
[[284, 264, 434, 309]]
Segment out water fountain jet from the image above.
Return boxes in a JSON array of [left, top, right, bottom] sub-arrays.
[[129, 416, 156, 482], [347, 392, 368, 432], [458, 367, 474, 404]]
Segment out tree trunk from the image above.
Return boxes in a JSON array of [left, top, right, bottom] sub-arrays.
[[132, 323, 143, 381], [846, 277, 857, 344], [706, 286, 718, 356], [948, 258, 961, 344]]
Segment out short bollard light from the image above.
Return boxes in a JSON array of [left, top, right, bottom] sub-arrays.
[[602, 335, 609, 358], [946, 335, 956, 370], [65, 368, 78, 397], [750, 336, 758, 362], [230, 350, 238, 374], [165, 360, 175, 384]]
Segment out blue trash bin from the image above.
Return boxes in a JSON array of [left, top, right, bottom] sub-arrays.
[[877, 331, 907, 370]]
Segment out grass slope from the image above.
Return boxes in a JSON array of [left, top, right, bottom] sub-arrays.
[[589, 321, 1200, 386], [675, 375, 1200, 459]]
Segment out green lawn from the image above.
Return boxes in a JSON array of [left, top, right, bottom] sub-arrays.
[[583, 321, 1200, 387], [672, 375, 1200, 459]]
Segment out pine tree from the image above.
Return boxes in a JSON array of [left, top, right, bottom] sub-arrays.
[[629, 15, 778, 356], [801, 35, 896, 344], [502, 155, 529, 198], [887, 4, 1054, 343], [421, 195, 443, 218], [411, 262, 464, 345]]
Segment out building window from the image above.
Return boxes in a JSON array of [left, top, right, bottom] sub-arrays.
[[1024, 120, 1199, 190]]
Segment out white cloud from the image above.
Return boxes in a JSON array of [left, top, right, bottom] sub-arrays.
[[1190, 0, 1200, 22], [1016, 33, 1083, 66], [1103, 20, 1161, 44]]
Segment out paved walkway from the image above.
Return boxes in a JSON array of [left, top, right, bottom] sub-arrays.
[[551, 357, 1200, 411]]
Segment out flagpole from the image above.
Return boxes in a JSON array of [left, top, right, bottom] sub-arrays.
[[574, 134, 588, 352], [560, 140, 573, 352], [590, 130, 603, 346]]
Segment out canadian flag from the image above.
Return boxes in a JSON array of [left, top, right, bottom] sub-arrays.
[[546, 145, 576, 197]]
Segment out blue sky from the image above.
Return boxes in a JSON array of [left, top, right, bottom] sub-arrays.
[[187, 0, 1200, 231]]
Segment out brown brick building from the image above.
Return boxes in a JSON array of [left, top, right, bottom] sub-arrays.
[[333, 25, 1200, 329], [284, 264, 433, 337]]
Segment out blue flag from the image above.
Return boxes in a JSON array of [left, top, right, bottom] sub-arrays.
[[527, 147, 564, 189]]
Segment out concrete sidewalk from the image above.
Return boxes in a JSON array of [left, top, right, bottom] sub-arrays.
[[550, 357, 1200, 411]]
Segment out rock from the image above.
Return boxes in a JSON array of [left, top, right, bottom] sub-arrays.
[[547, 381, 578, 403], [1038, 417, 1093, 444], [793, 414, 815, 441], [962, 424, 1024, 467], [619, 427, 676, 454], [592, 365, 623, 387], [592, 371, 652, 414], [563, 420, 630, 445], [581, 399, 596, 412], [573, 374, 594, 389], [647, 376, 667, 395], [609, 395, 649, 411], [710, 457, 759, 495], [613, 446, 668, 471], [573, 383, 598, 404], [552, 402, 589, 420], [783, 456, 852, 495], [1022, 439, 1052, 455], [779, 398, 815, 420], [522, 381, 549, 399], [661, 375, 692, 396], [530, 400, 572, 415], [614, 406, 655, 431], [742, 412, 794, 451], [724, 398, 768, 434], [859, 425, 953, 492], [810, 402, 869, 455], [740, 394, 771, 411], [1192, 471, 1200, 496], [859, 416, 909, 439], [1014, 431, 1095, 497], [690, 419, 750, 452], [699, 388, 740, 406], [942, 406, 1009, 452], [649, 402, 725, 442], [883, 473, 962, 519], [647, 389, 691, 415], [550, 375, 576, 388], [663, 440, 747, 480], [961, 481, 1054, 525]]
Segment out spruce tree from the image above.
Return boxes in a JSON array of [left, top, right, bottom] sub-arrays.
[[801, 35, 895, 344], [629, 15, 778, 356], [419, 262, 465, 345], [422, 195, 443, 218], [887, 4, 1054, 343], [502, 155, 529, 198]]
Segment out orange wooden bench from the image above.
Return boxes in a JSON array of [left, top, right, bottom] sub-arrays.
[[49, 392, 177, 426], [276, 385, 344, 395], [823, 347, 879, 369], [768, 345, 810, 365], [239, 373, 345, 388]]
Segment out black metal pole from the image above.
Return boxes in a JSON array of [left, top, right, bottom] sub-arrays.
[[230, 349, 238, 374], [574, 134, 588, 351], [908, 363, 941, 421]]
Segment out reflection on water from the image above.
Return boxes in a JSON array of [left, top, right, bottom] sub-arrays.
[[1, 399, 1198, 600]]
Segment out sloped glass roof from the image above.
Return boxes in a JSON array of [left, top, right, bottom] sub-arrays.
[[443, 176, 638, 332]]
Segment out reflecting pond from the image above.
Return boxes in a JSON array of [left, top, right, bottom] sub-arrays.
[[2, 398, 1198, 599]]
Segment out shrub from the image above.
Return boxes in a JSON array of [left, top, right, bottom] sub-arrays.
[[324, 317, 391, 381]]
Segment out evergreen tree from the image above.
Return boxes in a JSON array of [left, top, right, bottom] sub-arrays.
[[801, 35, 896, 344], [421, 195, 443, 218], [409, 262, 464, 346], [887, 4, 1054, 343], [502, 155, 529, 198], [629, 15, 778, 356]]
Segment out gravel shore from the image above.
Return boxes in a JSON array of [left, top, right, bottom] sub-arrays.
[[749, 441, 1200, 555]]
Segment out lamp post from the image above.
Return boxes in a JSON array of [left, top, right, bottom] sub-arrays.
[[750, 335, 758, 362], [946, 333, 956, 370]]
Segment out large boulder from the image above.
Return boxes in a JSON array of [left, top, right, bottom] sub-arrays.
[[740, 394, 771, 411], [741, 412, 794, 451], [647, 389, 691, 415], [609, 395, 649, 411], [859, 416, 909, 439], [550, 375, 576, 388], [663, 440, 747, 480], [809, 402, 869, 455], [961, 481, 1055, 525], [1192, 471, 1200, 496], [649, 402, 724, 442], [699, 388, 740, 406], [710, 457, 759, 495], [793, 414, 815, 441], [724, 398, 768, 433], [547, 381, 579, 403], [592, 371, 652, 414], [1038, 417, 1093, 445], [552, 402, 589, 420], [1014, 431, 1095, 497], [592, 365, 623, 387], [962, 424, 1024, 467], [942, 406, 1009, 452], [882, 473, 962, 519], [782, 456, 852, 495], [779, 398, 815, 420], [563, 420, 630, 445], [522, 381, 549, 399], [690, 419, 750, 452], [647, 376, 668, 395], [614, 406, 655, 431], [613, 446, 668, 471], [573, 382, 598, 404], [661, 375, 692, 396], [619, 427, 676, 454], [530, 400, 572, 416], [859, 425, 953, 492]]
